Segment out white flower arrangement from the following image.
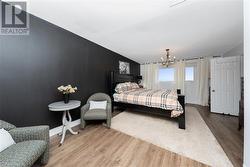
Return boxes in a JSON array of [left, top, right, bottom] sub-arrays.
[[57, 85, 77, 94]]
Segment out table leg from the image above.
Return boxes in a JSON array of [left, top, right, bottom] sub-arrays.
[[66, 110, 78, 135], [59, 110, 78, 146], [59, 125, 66, 146]]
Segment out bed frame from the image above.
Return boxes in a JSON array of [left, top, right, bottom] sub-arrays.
[[110, 71, 186, 129]]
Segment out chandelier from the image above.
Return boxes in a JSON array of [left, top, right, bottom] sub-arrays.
[[160, 49, 176, 67]]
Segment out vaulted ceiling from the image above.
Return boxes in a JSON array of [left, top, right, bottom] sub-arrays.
[[25, 0, 243, 63]]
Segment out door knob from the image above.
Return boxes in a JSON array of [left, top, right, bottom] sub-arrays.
[[212, 90, 215, 92]]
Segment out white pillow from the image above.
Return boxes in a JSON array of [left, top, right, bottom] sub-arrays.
[[89, 101, 107, 110], [0, 128, 16, 152]]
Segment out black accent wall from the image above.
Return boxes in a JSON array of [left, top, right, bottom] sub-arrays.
[[0, 13, 140, 128]]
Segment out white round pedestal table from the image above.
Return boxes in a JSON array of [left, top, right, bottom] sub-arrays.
[[48, 100, 81, 146]]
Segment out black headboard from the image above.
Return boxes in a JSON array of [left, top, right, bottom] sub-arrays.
[[110, 71, 138, 96]]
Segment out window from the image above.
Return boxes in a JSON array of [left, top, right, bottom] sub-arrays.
[[158, 68, 175, 81], [185, 67, 194, 81]]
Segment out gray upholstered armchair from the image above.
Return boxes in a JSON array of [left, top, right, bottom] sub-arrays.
[[81, 93, 112, 129], [0, 120, 49, 167]]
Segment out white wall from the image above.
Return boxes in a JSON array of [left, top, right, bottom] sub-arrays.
[[223, 43, 243, 57], [244, 0, 250, 166]]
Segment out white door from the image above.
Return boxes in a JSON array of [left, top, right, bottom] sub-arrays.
[[211, 56, 241, 116]]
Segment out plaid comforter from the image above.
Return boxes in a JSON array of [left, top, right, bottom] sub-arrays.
[[113, 88, 183, 117]]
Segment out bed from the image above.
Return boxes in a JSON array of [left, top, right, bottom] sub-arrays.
[[110, 71, 186, 129]]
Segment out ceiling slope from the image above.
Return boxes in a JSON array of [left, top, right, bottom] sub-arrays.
[[24, 0, 243, 63]]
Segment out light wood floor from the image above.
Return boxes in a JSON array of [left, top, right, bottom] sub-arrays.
[[192, 104, 244, 167], [46, 125, 209, 167], [45, 105, 243, 167]]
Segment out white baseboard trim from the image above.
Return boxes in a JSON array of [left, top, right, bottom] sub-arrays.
[[49, 119, 81, 137]]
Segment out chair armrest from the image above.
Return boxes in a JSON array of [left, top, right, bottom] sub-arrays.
[[0, 120, 16, 131], [81, 103, 90, 115], [9, 125, 50, 164], [106, 103, 112, 119], [9, 125, 49, 143], [80, 103, 90, 128]]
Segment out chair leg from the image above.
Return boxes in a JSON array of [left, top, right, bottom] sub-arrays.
[[106, 119, 111, 128], [80, 120, 86, 129]]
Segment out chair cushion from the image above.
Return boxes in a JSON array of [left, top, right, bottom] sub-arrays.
[[0, 140, 46, 167], [83, 109, 107, 120]]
